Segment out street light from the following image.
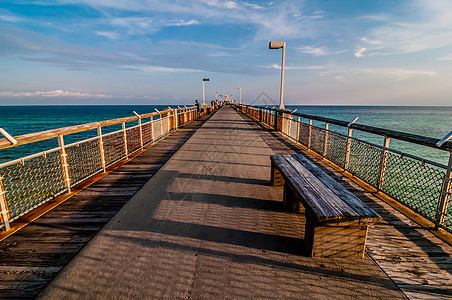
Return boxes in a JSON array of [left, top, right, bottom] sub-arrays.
[[237, 87, 241, 104], [269, 41, 286, 110], [202, 78, 209, 105]]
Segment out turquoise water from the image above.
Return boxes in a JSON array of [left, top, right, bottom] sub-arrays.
[[285, 106, 452, 166], [1, 105, 451, 165], [0, 105, 173, 164]]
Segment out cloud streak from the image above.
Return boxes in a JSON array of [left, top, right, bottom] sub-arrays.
[[356, 0, 452, 57], [0, 90, 113, 98]]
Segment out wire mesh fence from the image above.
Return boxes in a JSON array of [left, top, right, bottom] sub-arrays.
[[0, 106, 201, 230], [238, 105, 452, 233]]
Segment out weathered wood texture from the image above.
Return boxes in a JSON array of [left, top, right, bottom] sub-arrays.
[[238, 111, 452, 299], [0, 113, 212, 299], [0, 108, 193, 150], [271, 154, 380, 226], [271, 154, 380, 258]]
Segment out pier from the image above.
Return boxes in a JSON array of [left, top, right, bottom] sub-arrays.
[[1, 106, 452, 299]]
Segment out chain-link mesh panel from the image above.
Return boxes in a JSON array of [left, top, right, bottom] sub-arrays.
[[153, 120, 163, 140], [126, 127, 141, 154], [347, 140, 382, 187], [142, 122, 153, 145], [162, 116, 169, 136], [287, 119, 298, 140], [381, 152, 445, 222], [443, 183, 452, 230], [0, 151, 65, 220], [66, 139, 102, 184], [103, 132, 125, 166], [169, 116, 175, 131], [310, 126, 326, 154], [298, 123, 310, 147], [325, 132, 347, 167]]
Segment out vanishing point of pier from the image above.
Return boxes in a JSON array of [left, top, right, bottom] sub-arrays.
[[1, 106, 452, 299]]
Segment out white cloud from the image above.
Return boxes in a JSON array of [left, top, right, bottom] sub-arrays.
[[51, 0, 323, 40], [354, 47, 367, 58], [321, 65, 436, 81], [95, 31, 119, 40], [357, 68, 436, 81], [122, 65, 201, 73], [356, 0, 452, 56], [438, 53, 452, 60], [270, 64, 325, 70], [169, 20, 200, 26], [0, 90, 113, 98], [299, 46, 328, 56]]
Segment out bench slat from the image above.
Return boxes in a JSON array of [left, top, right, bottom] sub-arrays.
[[285, 155, 360, 220], [272, 155, 343, 223], [292, 154, 381, 224], [271, 155, 334, 216]]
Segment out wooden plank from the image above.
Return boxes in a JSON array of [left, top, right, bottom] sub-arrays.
[[285, 155, 360, 221], [291, 153, 381, 223], [0, 112, 211, 298]]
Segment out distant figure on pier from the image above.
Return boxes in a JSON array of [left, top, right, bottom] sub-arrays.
[[195, 100, 201, 114]]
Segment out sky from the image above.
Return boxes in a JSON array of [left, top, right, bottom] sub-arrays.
[[0, 0, 452, 106]]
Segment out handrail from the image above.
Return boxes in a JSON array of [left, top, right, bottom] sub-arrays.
[[0, 106, 196, 150], [237, 103, 452, 233], [239, 104, 452, 151], [0, 104, 207, 231]]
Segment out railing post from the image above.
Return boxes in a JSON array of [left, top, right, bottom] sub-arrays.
[[160, 113, 164, 137], [0, 177, 10, 231], [344, 127, 353, 170], [296, 118, 301, 143], [122, 122, 128, 159], [377, 136, 390, 191], [58, 135, 71, 193], [134, 112, 143, 149], [151, 115, 155, 142], [323, 123, 329, 157], [307, 119, 313, 149], [97, 127, 106, 173], [167, 112, 170, 134], [273, 110, 279, 131], [174, 109, 178, 130], [436, 151, 452, 229], [344, 117, 358, 171]]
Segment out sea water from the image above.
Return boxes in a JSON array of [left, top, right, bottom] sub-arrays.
[[1, 105, 451, 166], [285, 105, 452, 167]]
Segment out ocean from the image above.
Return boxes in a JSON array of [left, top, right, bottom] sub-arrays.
[[1, 105, 451, 166]]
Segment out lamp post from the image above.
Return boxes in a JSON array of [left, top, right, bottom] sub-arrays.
[[216, 91, 219, 101], [269, 41, 286, 110], [202, 78, 209, 105], [237, 87, 241, 104]]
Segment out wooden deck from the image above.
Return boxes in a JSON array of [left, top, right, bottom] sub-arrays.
[[37, 107, 404, 299], [238, 111, 452, 299], [0, 113, 212, 299], [0, 106, 451, 299]]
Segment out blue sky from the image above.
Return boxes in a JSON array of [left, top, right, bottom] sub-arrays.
[[0, 0, 452, 106]]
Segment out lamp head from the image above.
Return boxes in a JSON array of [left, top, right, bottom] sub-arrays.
[[269, 41, 285, 49], [203, 78, 210, 81]]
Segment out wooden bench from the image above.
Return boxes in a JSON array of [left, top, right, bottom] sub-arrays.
[[270, 154, 381, 258]]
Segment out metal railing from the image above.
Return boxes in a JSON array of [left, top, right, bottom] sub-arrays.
[[0, 105, 208, 231], [237, 104, 452, 233]]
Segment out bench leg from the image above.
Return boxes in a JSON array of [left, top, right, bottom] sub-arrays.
[[283, 184, 301, 212], [304, 220, 368, 258], [271, 164, 285, 186]]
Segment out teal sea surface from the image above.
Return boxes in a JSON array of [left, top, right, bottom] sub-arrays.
[[0, 105, 173, 164], [1, 105, 451, 166], [285, 105, 452, 166]]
